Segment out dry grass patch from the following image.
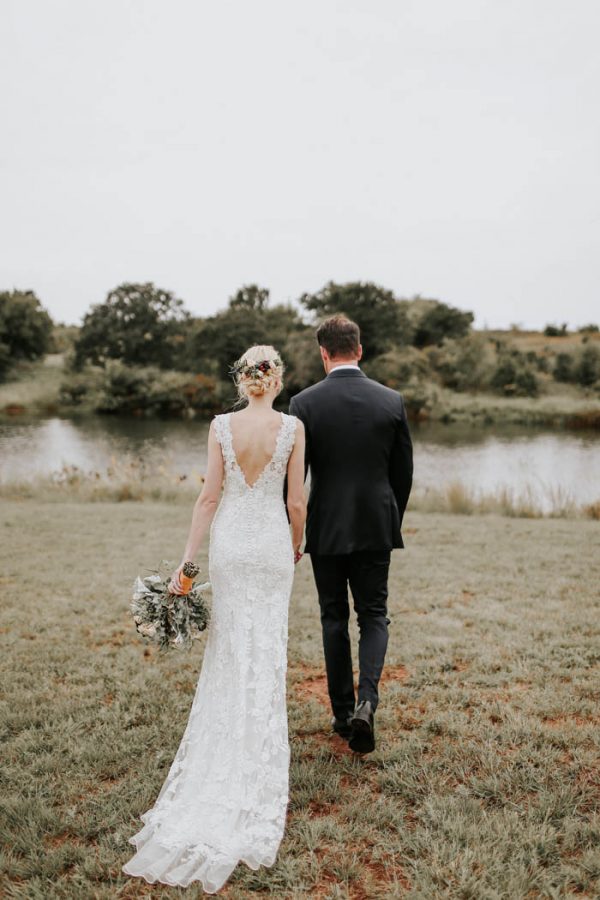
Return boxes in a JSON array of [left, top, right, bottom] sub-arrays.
[[1, 501, 599, 898]]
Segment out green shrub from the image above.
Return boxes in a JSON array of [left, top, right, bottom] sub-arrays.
[[361, 350, 436, 418], [425, 335, 493, 391], [60, 362, 220, 416], [0, 340, 11, 380], [514, 368, 539, 396], [552, 345, 600, 387], [400, 378, 437, 419], [362, 347, 429, 390], [490, 350, 539, 397], [544, 323, 568, 337], [534, 353, 550, 373], [553, 352, 574, 383], [575, 344, 600, 386], [59, 367, 104, 407]]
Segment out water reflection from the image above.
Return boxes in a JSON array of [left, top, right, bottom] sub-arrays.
[[0, 416, 211, 482], [413, 423, 600, 507], [1, 415, 599, 509]]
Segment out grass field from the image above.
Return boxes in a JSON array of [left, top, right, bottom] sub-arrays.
[[1, 500, 599, 898]]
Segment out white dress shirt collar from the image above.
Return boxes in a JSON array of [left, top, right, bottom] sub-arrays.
[[327, 364, 361, 375]]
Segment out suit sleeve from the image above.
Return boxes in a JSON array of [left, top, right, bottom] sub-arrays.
[[284, 396, 309, 519], [289, 396, 310, 481], [389, 397, 413, 527]]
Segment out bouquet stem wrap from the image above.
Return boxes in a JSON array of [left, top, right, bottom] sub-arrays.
[[178, 560, 199, 594]]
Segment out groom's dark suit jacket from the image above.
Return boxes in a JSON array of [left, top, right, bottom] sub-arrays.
[[289, 368, 413, 555]]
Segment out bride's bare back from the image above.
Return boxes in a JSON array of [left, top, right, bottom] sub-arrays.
[[228, 409, 285, 488]]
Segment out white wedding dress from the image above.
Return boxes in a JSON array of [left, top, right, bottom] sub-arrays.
[[122, 411, 298, 893]]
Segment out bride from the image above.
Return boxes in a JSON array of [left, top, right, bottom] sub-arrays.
[[122, 345, 306, 893]]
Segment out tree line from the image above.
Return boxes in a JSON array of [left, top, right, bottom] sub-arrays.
[[1, 284, 598, 419]]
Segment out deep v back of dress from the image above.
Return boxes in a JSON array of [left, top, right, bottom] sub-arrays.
[[228, 410, 285, 489], [122, 412, 298, 892]]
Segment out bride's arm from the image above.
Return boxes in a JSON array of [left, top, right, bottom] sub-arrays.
[[168, 422, 224, 593], [286, 421, 307, 563]]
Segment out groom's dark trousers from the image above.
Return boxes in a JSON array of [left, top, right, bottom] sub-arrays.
[[289, 368, 413, 720], [310, 550, 391, 717]]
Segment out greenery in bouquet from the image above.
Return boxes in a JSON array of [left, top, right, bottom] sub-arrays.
[[131, 560, 210, 651]]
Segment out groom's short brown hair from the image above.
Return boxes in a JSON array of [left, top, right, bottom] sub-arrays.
[[316, 315, 361, 358]]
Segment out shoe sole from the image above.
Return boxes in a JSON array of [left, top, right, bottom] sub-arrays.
[[349, 716, 375, 753], [333, 728, 352, 739]]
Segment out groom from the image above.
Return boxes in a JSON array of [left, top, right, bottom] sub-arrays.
[[289, 315, 413, 753]]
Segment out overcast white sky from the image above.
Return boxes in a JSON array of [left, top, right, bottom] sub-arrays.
[[1, 0, 599, 328]]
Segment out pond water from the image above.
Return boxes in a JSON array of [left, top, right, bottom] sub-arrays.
[[1, 415, 599, 510]]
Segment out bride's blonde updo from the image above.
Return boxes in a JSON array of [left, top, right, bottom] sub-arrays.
[[231, 345, 285, 401]]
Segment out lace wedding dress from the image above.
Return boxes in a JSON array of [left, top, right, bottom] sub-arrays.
[[122, 411, 298, 893]]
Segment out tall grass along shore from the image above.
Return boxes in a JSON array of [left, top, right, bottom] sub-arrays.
[[1, 456, 599, 521]]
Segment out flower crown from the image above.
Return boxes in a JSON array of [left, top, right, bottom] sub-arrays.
[[230, 356, 282, 381]]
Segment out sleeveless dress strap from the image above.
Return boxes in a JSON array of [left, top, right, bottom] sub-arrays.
[[282, 413, 298, 456], [271, 413, 298, 475], [213, 414, 236, 472]]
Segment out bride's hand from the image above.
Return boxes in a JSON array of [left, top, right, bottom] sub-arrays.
[[293, 548, 303, 565], [168, 564, 185, 595]]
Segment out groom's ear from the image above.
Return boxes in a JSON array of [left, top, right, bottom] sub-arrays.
[[357, 344, 363, 362]]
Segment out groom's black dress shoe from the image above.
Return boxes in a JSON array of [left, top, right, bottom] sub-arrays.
[[349, 700, 375, 753], [332, 714, 354, 739]]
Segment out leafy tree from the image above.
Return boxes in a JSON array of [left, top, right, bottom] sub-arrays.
[[0, 290, 54, 379], [182, 289, 305, 379], [184, 310, 264, 377], [229, 284, 270, 311], [299, 281, 412, 360], [282, 329, 325, 396], [413, 301, 474, 348], [73, 283, 189, 370]]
